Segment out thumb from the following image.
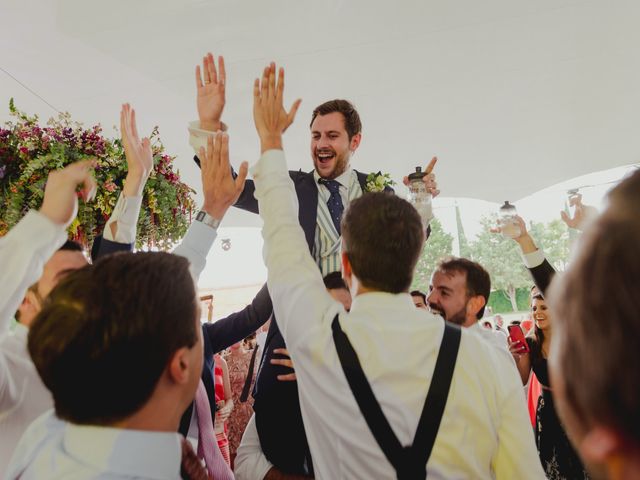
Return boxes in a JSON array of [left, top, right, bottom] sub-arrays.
[[424, 156, 438, 174], [235, 161, 249, 192]]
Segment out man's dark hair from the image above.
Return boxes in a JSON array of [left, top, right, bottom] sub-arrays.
[[310, 99, 362, 140], [60, 240, 83, 252], [323, 271, 348, 291], [342, 193, 424, 293], [436, 257, 491, 319], [28, 252, 199, 425], [410, 290, 427, 303], [549, 169, 640, 444]]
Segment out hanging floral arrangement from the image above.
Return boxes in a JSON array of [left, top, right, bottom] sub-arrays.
[[0, 99, 195, 250]]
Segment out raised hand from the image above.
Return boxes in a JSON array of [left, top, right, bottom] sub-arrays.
[[560, 193, 597, 230], [199, 132, 248, 220], [120, 103, 152, 197], [196, 53, 226, 132], [403, 156, 440, 197], [253, 63, 302, 152], [40, 160, 96, 227]]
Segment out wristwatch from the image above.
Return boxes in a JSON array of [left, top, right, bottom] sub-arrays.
[[195, 210, 222, 229]]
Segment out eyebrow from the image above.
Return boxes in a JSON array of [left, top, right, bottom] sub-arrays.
[[311, 130, 342, 135], [436, 286, 453, 294]]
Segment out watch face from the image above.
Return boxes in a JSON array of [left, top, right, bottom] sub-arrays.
[[196, 211, 206, 222]]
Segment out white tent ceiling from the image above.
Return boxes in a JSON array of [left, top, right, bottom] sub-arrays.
[[2, 0, 639, 226]]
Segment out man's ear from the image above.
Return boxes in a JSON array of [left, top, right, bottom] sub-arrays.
[[580, 425, 622, 466], [18, 290, 40, 326], [350, 133, 362, 152], [466, 295, 486, 319], [341, 251, 352, 289], [167, 348, 194, 385]]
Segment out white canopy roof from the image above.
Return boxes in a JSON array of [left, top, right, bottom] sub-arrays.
[[2, 0, 639, 226]]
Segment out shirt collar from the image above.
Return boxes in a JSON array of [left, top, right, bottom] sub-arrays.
[[349, 291, 417, 313], [313, 167, 354, 188], [63, 422, 182, 479]]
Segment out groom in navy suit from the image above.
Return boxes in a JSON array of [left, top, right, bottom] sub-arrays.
[[190, 54, 438, 478]]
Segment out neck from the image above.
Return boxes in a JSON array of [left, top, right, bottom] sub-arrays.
[[113, 399, 182, 432]]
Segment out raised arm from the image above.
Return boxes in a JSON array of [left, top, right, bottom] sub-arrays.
[[0, 160, 96, 327], [174, 132, 248, 279], [492, 215, 556, 296], [94, 104, 153, 259], [251, 63, 337, 349]]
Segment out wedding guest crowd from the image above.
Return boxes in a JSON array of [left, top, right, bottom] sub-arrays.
[[0, 51, 638, 480]]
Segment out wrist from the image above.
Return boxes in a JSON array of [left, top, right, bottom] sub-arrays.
[[122, 172, 147, 197], [201, 203, 227, 223], [516, 234, 538, 254], [200, 120, 222, 132], [260, 134, 283, 153]]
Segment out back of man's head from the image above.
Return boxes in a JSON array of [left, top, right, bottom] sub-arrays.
[[310, 99, 362, 140], [549, 169, 640, 467], [436, 257, 491, 319], [28, 252, 200, 425], [342, 193, 424, 293]]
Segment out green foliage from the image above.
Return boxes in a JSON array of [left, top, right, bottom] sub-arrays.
[[468, 214, 530, 310], [0, 101, 195, 250], [411, 218, 454, 291], [487, 287, 532, 314]]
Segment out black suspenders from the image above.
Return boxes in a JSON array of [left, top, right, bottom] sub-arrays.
[[331, 315, 461, 480]]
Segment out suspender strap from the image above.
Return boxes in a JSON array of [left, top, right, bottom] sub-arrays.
[[331, 315, 461, 480], [240, 346, 260, 402]]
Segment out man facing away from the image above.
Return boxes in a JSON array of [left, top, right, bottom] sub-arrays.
[[247, 62, 545, 479], [0, 104, 151, 473], [189, 53, 437, 478], [548, 168, 640, 480]]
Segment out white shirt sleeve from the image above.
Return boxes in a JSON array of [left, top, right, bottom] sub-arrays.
[[188, 120, 228, 156], [491, 357, 547, 479], [521, 248, 546, 269], [234, 415, 274, 480], [0, 211, 67, 333], [172, 218, 218, 281], [102, 193, 143, 244], [252, 149, 335, 351]]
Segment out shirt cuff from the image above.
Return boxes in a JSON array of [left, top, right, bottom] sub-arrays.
[[521, 248, 546, 269], [251, 149, 287, 179], [18, 210, 68, 253], [103, 193, 142, 244], [188, 120, 228, 156]]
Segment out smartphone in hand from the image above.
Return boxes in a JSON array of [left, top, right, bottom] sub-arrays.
[[508, 325, 530, 353]]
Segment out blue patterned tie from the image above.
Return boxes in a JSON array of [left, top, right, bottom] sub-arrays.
[[319, 179, 344, 234]]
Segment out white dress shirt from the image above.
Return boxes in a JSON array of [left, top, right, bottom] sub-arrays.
[[469, 321, 510, 354], [6, 411, 182, 479], [252, 149, 546, 479], [234, 414, 274, 480], [0, 195, 141, 474]]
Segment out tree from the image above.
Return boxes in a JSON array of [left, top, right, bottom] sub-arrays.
[[469, 214, 531, 312], [411, 218, 454, 291]]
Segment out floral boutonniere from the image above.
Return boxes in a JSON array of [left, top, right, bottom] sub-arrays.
[[365, 171, 395, 193]]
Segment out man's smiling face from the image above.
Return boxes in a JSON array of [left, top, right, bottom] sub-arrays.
[[310, 112, 360, 180]]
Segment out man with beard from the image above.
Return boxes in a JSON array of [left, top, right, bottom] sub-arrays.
[[427, 257, 508, 352], [189, 54, 438, 478]]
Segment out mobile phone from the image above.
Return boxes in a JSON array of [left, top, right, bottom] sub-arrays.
[[508, 325, 530, 353], [193, 155, 201, 169]]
